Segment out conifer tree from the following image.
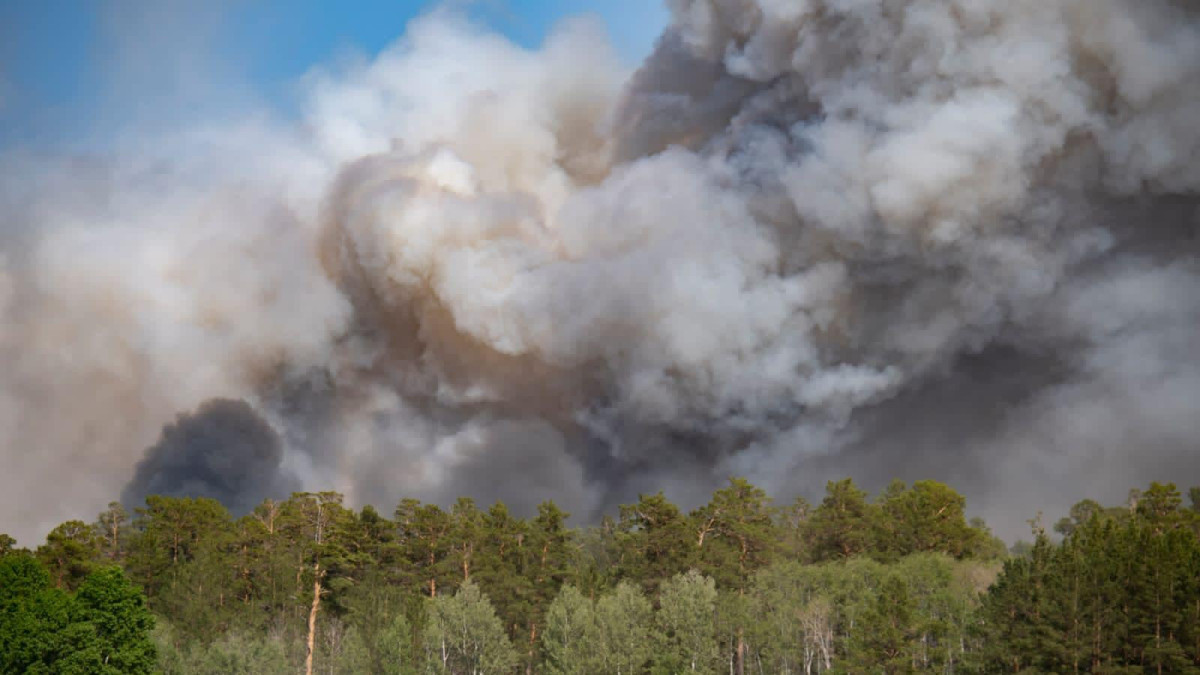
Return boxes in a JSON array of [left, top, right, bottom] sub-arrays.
[[807, 479, 874, 561], [617, 492, 696, 594], [36, 520, 101, 591]]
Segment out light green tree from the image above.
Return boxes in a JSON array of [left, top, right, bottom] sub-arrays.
[[156, 629, 292, 675], [596, 581, 653, 675], [374, 612, 419, 675], [654, 570, 719, 674], [541, 584, 601, 674], [422, 579, 518, 674], [339, 580, 418, 674]]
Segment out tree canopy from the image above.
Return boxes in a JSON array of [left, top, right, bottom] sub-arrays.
[[3, 477, 1198, 673]]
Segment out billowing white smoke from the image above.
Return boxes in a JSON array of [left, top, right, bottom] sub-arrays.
[[2, 1, 1198, 542]]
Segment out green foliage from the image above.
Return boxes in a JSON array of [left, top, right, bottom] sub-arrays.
[[333, 575, 415, 672], [875, 480, 981, 559], [422, 579, 519, 674], [96, 501, 130, 562], [73, 566, 157, 673], [0, 553, 70, 673], [396, 498, 455, 600], [654, 570, 719, 674], [7, 478, 1200, 673], [541, 579, 654, 674], [595, 581, 653, 674], [0, 533, 17, 557], [807, 478, 874, 561], [617, 492, 696, 594], [845, 574, 916, 674], [36, 520, 101, 590], [367, 612, 419, 674], [977, 485, 1200, 673], [124, 495, 232, 600], [154, 623, 293, 675], [0, 556, 156, 674], [692, 477, 777, 591], [541, 585, 602, 674]]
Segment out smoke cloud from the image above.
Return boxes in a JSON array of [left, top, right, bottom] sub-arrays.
[[121, 398, 299, 515], [2, 1, 1199, 542]]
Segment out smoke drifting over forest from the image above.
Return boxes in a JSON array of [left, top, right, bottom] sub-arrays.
[[2, 0, 1199, 542], [121, 398, 299, 515]]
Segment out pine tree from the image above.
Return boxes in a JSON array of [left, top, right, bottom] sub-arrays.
[[473, 502, 533, 646], [395, 499, 453, 599], [691, 477, 778, 674], [875, 480, 979, 560], [124, 495, 232, 600], [36, 520, 101, 591], [617, 492, 696, 594], [523, 501, 573, 669], [845, 574, 915, 674], [96, 502, 130, 562], [807, 479, 874, 561]]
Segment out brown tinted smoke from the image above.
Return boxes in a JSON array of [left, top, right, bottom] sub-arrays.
[[1, 1, 1198, 542]]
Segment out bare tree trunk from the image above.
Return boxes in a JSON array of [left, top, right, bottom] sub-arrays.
[[526, 622, 538, 675], [306, 562, 323, 675], [736, 627, 746, 675]]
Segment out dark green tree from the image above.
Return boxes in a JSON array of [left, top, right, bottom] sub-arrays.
[[395, 499, 453, 598], [36, 520, 101, 590], [807, 479, 874, 561], [845, 574, 916, 674], [616, 492, 696, 593], [73, 566, 157, 673], [124, 495, 232, 600], [875, 480, 980, 559]]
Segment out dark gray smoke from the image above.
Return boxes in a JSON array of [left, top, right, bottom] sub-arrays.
[[121, 399, 299, 514], [2, 1, 1199, 542]]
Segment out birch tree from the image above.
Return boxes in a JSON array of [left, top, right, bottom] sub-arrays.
[[541, 584, 600, 674], [422, 579, 517, 674], [655, 570, 719, 674], [596, 581, 652, 675]]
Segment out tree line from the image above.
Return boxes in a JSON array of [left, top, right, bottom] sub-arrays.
[[2, 478, 1199, 673]]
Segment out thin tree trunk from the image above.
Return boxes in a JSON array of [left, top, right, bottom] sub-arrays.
[[306, 562, 323, 675], [736, 627, 746, 675], [526, 622, 538, 675]]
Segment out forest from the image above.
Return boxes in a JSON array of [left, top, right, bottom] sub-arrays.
[[2, 478, 1199, 674]]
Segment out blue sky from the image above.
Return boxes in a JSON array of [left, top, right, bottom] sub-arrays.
[[0, 0, 668, 150]]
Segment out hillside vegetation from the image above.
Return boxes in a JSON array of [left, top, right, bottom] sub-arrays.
[[3, 479, 1199, 673]]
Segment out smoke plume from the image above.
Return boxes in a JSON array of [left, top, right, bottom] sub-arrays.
[[2, 0, 1199, 542], [121, 399, 299, 514]]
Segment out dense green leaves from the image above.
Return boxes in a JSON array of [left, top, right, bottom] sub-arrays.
[[73, 566, 157, 673], [977, 483, 1200, 673], [0, 556, 156, 674], [37, 520, 101, 591], [4, 478, 1199, 673]]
